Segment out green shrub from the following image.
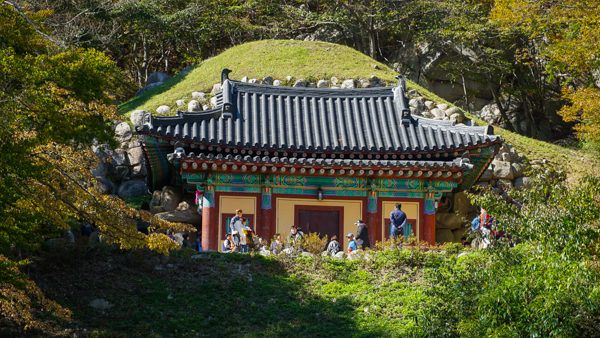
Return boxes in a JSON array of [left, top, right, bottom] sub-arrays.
[[302, 232, 328, 255]]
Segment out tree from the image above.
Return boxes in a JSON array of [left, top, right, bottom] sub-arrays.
[[0, 3, 185, 260], [491, 0, 600, 145]]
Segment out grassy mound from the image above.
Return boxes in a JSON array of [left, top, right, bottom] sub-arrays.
[[119, 39, 448, 116], [120, 39, 599, 179]]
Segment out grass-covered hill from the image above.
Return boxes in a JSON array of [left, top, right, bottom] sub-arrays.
[[120, 39, 599, 180]]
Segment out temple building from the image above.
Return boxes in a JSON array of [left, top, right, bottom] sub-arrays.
[[138, 69, 501, 251]]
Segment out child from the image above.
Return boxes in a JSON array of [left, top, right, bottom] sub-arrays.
[[346, 233, 358, 253]]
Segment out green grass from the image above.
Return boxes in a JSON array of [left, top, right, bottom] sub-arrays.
[[34, 248, 441, 337], [119, 39, 444, 116], [121, 39, 599, 180]]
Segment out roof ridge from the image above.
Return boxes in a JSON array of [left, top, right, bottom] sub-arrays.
[[230, 80, 395, 97]]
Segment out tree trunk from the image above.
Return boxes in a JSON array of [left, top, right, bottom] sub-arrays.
[[461, 74, 470, 113]]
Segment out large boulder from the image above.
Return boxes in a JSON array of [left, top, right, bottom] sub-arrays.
[[155, 202, 201, 224], [492, 160, 516, 180], [95, 176, 114, 195], [191, 91, 206, 100], [127, 140, 145, 177], [453, 192, 473, 217], [496, 179, 513, 190], [187, 100, 201, 112], [117, 179, 148, 198], [293, 79, 307, 87], [110, 149, 130, 180], [369, 75, 383, 87], [436, 103, 449, 111], [210, 83, 221, 95], [146, 72, 170, 85], [156, 105, 170, 114], [341, 79, 355, 89], [409, 98, 425, 115], [114, 122, 132, 143], [130, 110, 148, 129], [445, 106, 462, 117], [150, 185, 182, 212], [262, 76, 274, 85], [436, 228, 454, 243], [316, 79, 330, 88], [511, 163, 524, 178], [514, 176, 533, 189], [453, 228, 468, 242], [430, 108, 446, 120], [436, 212, 467, 230]]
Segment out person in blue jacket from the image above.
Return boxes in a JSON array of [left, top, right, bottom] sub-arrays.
[[390, 203, 407, 239]]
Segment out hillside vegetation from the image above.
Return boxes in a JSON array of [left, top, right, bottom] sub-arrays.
[[121, 40, 599, 179]]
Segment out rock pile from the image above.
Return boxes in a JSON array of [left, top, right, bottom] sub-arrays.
[[435, 143, 531, 243], [147, 75, 391, 114], [406, 90, 467, 123], [92, 121, 148, 199], [477, 144, 530, 190]]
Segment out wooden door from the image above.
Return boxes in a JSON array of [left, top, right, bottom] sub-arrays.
[[295, 206, 343, 241]]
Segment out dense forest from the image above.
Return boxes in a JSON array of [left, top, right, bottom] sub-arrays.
[[1, 1, 599, 336], [19, 0, 600, 144]]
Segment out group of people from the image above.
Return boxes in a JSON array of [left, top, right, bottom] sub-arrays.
[[324, 219, 370, 256], [469, 206, 504, 248], [221, 208, 373, 256], [222, 209, 255, 253]]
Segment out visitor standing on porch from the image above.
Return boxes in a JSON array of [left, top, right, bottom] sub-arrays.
[[239, 217, 251, 253], [390, 203, 407, 240], [355, 220, 370, 249], [229, 209, 243, 234]]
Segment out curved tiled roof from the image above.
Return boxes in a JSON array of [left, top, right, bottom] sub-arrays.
[[140, 70, 499, 155]]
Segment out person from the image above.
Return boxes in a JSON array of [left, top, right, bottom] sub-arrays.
[[195, 233, 202, 252], [346, 233, 358, 253], [389, 203, 407, 240], [326, 235, 341, 256], [287, 225, 304, 248], [182, 233, 193, 249], [270, 233, 283, 254], [355, 220, 370, 249], [471, 207, 491, 248], [229, 209, 243, 234], [239, 217, 251, 253], [231, 230, 240, 251], [222, 234, 234, 253]]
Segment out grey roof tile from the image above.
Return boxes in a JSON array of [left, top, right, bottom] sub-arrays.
[[140, 70, 499, 155]]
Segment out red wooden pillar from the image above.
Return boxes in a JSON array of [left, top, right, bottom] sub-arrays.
[[260, 187, 273, 240], [422, 192, 436, 245], [366, 190, 379, 246], [201, 185, 217, 251]]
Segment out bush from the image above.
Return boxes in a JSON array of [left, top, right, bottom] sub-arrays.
[[419, 173, 600, 336], [301, 232, 328, 255]]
